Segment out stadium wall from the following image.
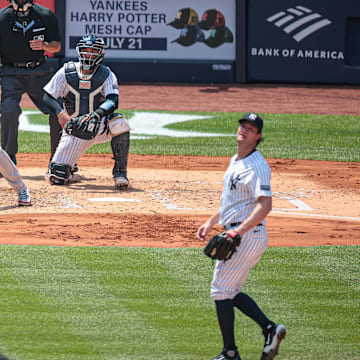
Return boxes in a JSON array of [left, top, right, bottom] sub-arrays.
[[1, 0, 359, 84]]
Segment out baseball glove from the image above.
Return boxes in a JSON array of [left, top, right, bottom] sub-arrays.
[[64, 112, 101, 140], [204, 229, 241, 261]]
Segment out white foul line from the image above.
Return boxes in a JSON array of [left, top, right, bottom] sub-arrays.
[[272, 211, 360, 222]]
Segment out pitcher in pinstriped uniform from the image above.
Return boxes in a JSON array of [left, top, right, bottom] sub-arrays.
[[197, 113, 286, 360]]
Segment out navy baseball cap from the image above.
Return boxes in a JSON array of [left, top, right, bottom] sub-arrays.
[[239, 113, 263, 132]]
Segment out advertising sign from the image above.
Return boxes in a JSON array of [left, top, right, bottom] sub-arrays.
[[65, 0, 236, 60], [247, 0, 360, 83]]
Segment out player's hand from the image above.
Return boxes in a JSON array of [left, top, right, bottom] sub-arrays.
[[57, 111, 71, 128], [80, 115, 90, 124], [29, 39, 44, 51], [197, 223, 212, 241]]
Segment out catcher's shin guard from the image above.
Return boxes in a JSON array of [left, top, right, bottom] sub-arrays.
[[45, 162, 72, 185], [111, 131, 130, 188]]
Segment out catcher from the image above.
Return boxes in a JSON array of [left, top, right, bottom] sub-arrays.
[[197, 113, 286, 360], [42, 35, 130, 187]]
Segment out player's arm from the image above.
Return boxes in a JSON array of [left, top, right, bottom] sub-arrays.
[[234, 196, 272, 237], [43, 67, 69, 126], [94, 71, 119, 118], [196, 211, 221, 241], [43, 92, 69, 127], [94, 93, 118, 118]]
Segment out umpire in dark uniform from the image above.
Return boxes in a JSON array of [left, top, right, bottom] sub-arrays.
[[0, 0, 61, 164]]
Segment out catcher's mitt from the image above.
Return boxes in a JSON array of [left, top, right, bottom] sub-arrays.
[[64, 112, 101, 140], [204, 229, 241, 261]]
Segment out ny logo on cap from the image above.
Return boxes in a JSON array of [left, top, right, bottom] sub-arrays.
[[249, 113, 258, 120]]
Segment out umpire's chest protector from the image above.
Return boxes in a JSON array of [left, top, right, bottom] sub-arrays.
[[63, 61, 110, 117]]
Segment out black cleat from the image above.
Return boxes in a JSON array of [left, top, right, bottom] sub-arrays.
[[261, 323, 287, 360], [213, 349, 241, 360]]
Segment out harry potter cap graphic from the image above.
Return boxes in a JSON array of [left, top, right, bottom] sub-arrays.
[[198, 9, 226, 30], [172, 24, 205, 46], [204, 26, 233, 48], [167, 8, 199, 29]]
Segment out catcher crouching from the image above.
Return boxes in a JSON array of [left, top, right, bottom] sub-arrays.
[[42, 35, 130, 188]]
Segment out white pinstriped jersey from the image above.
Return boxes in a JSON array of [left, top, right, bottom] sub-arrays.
[[219, 150, 272, 227], [43, 62, 121, 167], [211, 149, 272, 301], [43, 61, 119, 101]]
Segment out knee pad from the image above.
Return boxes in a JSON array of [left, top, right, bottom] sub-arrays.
[[107, 113, 130, 136], [45, 162, 72, 185]]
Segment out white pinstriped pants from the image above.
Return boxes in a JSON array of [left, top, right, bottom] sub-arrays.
[[52, 121, 112, 167], [210, 225, 268, 301]]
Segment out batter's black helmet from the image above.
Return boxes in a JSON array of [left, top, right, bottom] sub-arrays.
[[76, 35, 105, 72]]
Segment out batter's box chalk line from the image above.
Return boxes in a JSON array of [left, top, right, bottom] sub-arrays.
[[273, 190, 314, 211], [57, 194, 82, 208], [148, 191, 208, 211], [88, 197, 141, 202]]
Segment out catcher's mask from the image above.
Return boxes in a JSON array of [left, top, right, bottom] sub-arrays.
[[9, 0, 33, 16], [76, 35, 105, 72]]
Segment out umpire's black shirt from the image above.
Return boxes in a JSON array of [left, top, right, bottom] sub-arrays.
[[0, 4, 60, 66]]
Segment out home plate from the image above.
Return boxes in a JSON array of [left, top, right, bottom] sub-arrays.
[[88, 197, 141, 202]]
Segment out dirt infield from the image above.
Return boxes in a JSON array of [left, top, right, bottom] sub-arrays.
[[0, 83, 359, 247]]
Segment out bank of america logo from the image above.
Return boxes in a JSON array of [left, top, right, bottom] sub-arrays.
[[267, 6, 332, 42]]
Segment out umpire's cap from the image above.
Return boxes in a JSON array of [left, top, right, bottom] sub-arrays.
[[239, 113, 263, 132]]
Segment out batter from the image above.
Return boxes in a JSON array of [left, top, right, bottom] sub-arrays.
[[0, 147, 31, 206], [197, 113, 286, 360]]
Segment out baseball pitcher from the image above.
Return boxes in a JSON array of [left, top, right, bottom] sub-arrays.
[[197, 113, 286, 360], [43, 35, 130, 187]]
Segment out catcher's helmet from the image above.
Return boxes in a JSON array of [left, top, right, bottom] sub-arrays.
[[8, 0, 33, 15], [76, 35, 105, 72]]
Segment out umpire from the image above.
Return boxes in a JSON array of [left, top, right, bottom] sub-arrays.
[[0, 0, 61, 164]]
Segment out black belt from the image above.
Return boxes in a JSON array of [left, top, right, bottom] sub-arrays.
[[224, 222, 263, 230], [12, 56, 47, 69]]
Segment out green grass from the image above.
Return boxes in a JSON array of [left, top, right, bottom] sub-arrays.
[[18, 110, 360, 161], [0, 245, 359, 360], [6, 108, 359, 359]]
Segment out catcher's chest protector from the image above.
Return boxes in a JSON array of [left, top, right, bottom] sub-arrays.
[[64, 61, 109, 117]]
